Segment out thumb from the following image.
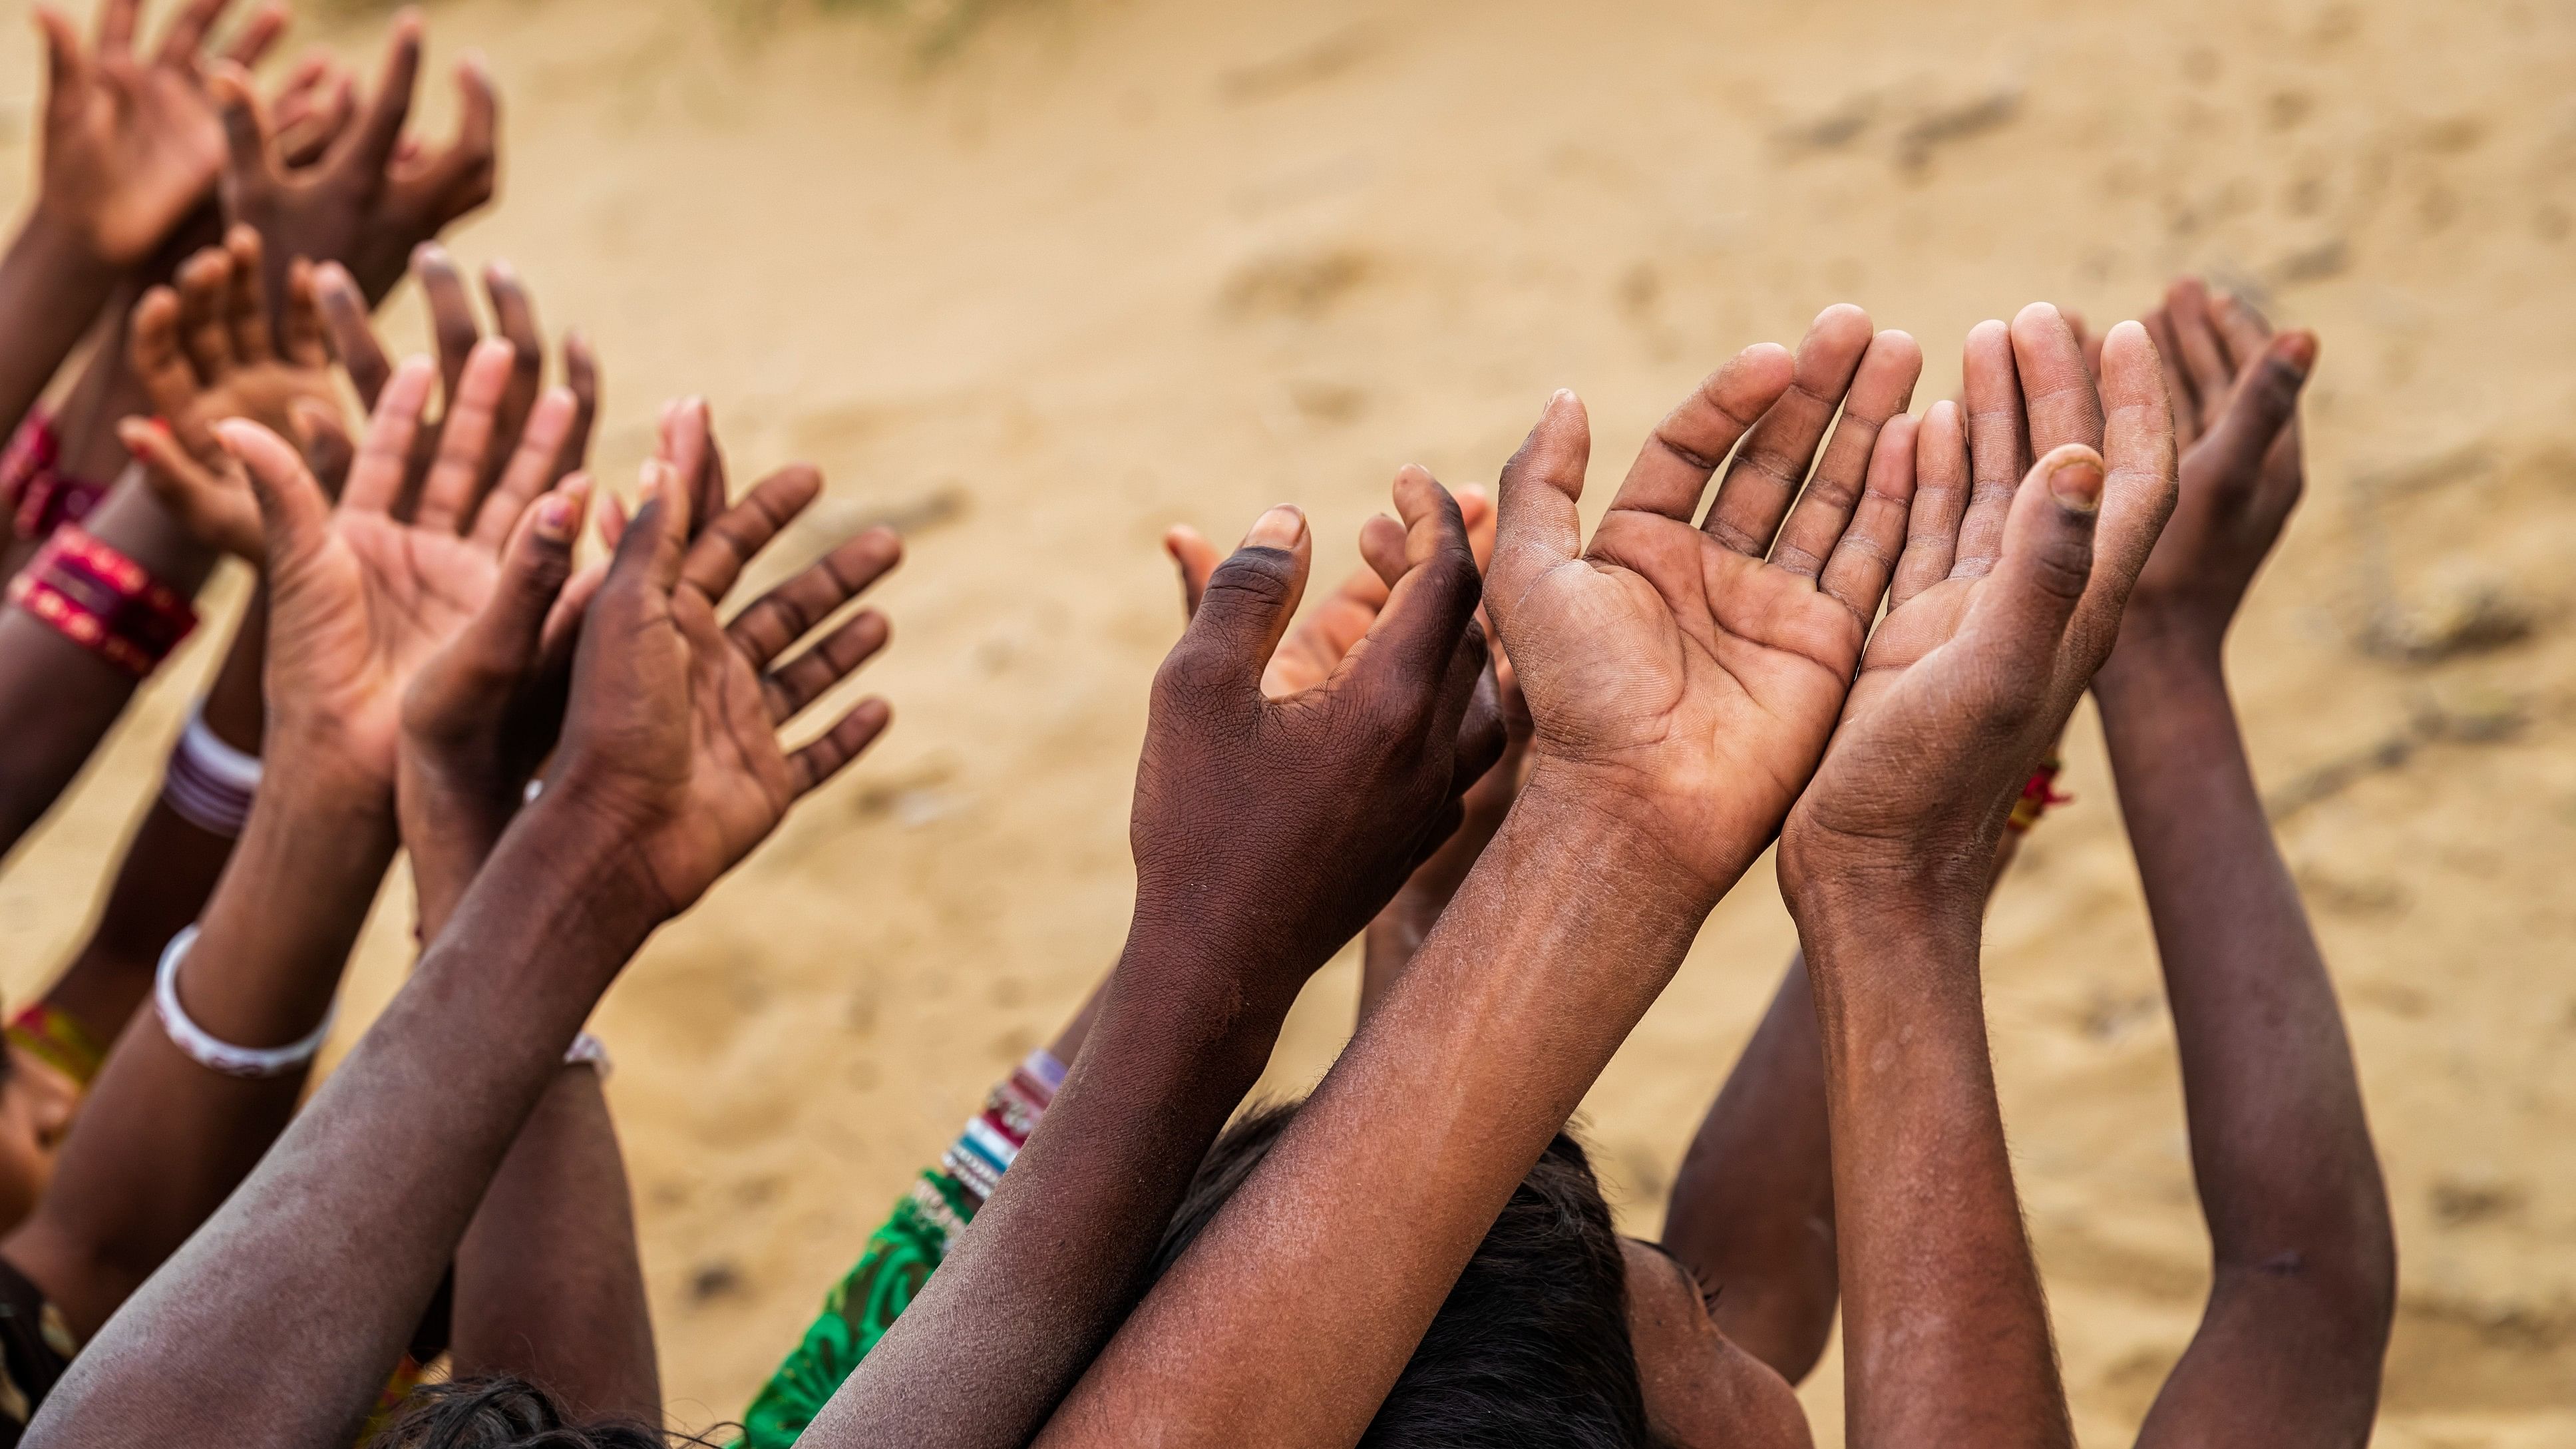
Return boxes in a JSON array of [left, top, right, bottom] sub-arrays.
[[1487, 389, 1590, 642], [215, 419, 330, 568], [2196, 330, 2314, 494], [1974, 443, 2103, 690], [1162, 505, 1311, 698], [463, 475, 587, 679], [604, 458, 691, 600]]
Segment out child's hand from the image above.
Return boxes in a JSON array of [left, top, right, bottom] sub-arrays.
[[1484, 308, 1920, 902], [213, 343, 574, 795], [1779, 312, 2178, 909], [1128, 469, 1503, 1006], [32, 0, 285, 270], [2110, 278, 2313, 669], [212, 13, 498, 306], [537, 458, 900, 921], [118, 224, 341, 563]]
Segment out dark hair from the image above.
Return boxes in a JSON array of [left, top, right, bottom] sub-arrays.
[[1153, 1101, 1662, 1449], [365, 1376, 730, 1449]]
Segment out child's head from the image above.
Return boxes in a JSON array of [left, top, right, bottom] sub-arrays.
[[1155, 1102, 1662, 1448]]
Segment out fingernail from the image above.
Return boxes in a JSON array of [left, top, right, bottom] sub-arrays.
[[1244, 505, 1304, 550], [535, 494, 575, 543], [2049, 458, 2105, 514]]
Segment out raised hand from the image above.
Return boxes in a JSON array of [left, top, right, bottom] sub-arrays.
[[118, 224, 341, 562], [31, 0, 286, 270], [214, 341, 573, 791], [214, 11, 498, 306], [2110, 279, 2313, 667], [315, 244, 598, 507], [1780, 308, 2175, 895], [542, 458, 899, 919], [1485, 306, 1921, 899]]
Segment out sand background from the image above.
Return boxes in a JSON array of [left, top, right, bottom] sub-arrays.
[[2, 0, 2573, 1441]]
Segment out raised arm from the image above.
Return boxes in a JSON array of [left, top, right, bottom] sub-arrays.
[[23, 443, 894, 1448], [2098, 281, 2393, 1448]]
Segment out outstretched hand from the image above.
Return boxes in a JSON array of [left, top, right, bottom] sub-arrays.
[[1131, 468, 1504, 1005], [1779, 306, 2179, 904], [214, 341, 574, 792], [120, 224, 342, 562], [1486, 306, 1922, 900], [32, 0, 285, 270], [539, 458, 900, 920]]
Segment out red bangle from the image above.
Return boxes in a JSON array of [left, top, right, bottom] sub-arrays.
[[0, 409, 105, 542], [6, 524, 196, 676], [2005, 757, 2072, 834]]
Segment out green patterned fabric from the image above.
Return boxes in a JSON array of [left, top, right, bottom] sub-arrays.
[[736, 1170, 980, 1448]]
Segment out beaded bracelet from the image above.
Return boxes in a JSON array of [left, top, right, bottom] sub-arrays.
[[154, 926, 336, 1078], [162, 702, 263, 837], [0, 410, 106, 542], [940, 1048, 1065, 1205], [2005, 757, 2072, 834], [7, 524, 197, 676]]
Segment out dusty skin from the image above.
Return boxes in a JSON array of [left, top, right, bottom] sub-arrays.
[[1, 0, 2571, 1442]]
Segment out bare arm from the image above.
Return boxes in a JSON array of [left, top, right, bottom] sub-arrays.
[[2100, 281, 2392, 1448]]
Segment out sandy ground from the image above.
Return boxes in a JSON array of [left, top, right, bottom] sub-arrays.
[[3, 0, 2574, 1440]]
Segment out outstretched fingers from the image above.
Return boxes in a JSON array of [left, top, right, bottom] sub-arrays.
[[1608, 343, 1795, 524], [1817, 411, 1920, 622], [1486, 389, 1590, 640], [1346, 465, 1482, 699], [315, 262, 392, 406], [411, 337, 516, 534], [468, 386, 578, 551], [2076, 321, 2181, 648], [1891, 401, 1970, 606], [787, 697, 894, 797], [680, 465, 821, 602], [1699, 308, 1873, 555], [214, 419, 331, 570], [2196, 331, 2315, 500], [220, 225, 274, 363], [341, 357, 440, 515], [1771, 327, 1922, 578], [731, 527, 903, 678], [334, 11, 421, 178], [460, 476, 590, 682]]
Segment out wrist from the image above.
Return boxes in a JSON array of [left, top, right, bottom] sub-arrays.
[[10, 205, 119, 299], [2099, 614, 2225, 688], [504, 789, 687, 933], [1511, 761, 1743, 916]]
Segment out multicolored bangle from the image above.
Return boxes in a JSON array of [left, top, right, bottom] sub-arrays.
[[161, 702, 262, 837], [2005, 756, 2072, 834], [154, 925, 335, 1078], [7, 524, 197, 677], [938, 1048, 1064, 1205], [5, 1002, 109, 1090], [0, 410, 106, 542]]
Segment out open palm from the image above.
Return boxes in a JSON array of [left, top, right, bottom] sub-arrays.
[[1486, 310, 1924, 894]]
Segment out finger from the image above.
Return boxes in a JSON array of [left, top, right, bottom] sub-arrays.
[[419, 55, 499, 200], [1818, 411, 1919, 622], [1608, 342, 1796, 524], [1770, 327, 1922, 578], [1892, 401, 1970, 605], [1163, 524, 1221, 618], [217, 0, 285, 68], [470, 386, 576, 551], [681, 465, 822, 602], [657, 398, 727, 539], [621, 457, 695, 594], [279, 259, 328, 366], [2142, 307, 2199, 447], [765, 608, 890, 722], [1358, 511, 1408, 588], [342, 356, 439, 516], [1954, 318, 2026, 577], [1159, 505, 1312, 700], [335, 11, 422, 175], [315, 262, 391, 406], [2164, 278, 2237, 416], [788, 697, 893, 796], [152, 0, 234, 67], [2209, 290, 2277, 374], [280, 70, 355, 168], [415, 244, 482, 405], [556, 331, 598, 483], [1455, 485, 1497, 572], [123, 419, 252, 556], [464, 475, 589, 678], [1346, 465, 1482, 701], [175, 247, 236, 383], [1700, 306, 1874, 554], [1487, 390, 1588, 642], [482, 260, 544, 473], [2010, 302, 2104, 460], [220, 224, 274, 363], [35, 11, 86, 124], [126, 289, 202, 439], [413, 337, 516, 534], [596, 491, 628, 552], [728, 527, 903, 670], [98, 0, 140, 56], [1972, 443, 2106, 690], [216, 419, 331, 570], [2196, 331, 2314, 500], [291, 397, 355, 500], [211, 64, 276, 185], [2076, 322, 2182, 648]]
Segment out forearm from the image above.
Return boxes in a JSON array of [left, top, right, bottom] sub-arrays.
[[1797, 897, 2070, 1449], [0, 478, 216, 855], [23, 810, 659, 1449], [453, 1062, 660, 1425], [0, 210, 117, 444], [1039, 783, 1716, 1449], [1664, 957, 1837, 1382], [1, 761, 395, 1337], [810, 935, 1296, 1449]]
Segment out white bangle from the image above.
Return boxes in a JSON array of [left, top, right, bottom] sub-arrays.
[[153, 926, 335, 1079], [564, 1030, 612, 1079], [161, 702, 262, 837]]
